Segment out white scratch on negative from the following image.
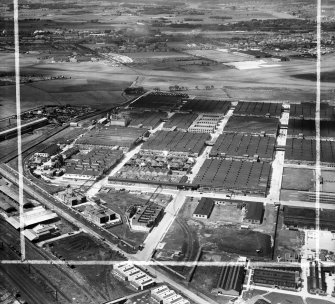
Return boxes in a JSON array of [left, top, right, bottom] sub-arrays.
[[13, 0, 26, 261], [314, 0, 322, 261]]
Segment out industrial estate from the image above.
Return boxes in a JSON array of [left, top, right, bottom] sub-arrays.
[[1, 1, 335, 304]]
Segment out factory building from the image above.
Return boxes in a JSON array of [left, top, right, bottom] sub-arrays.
[[113, 263, 155, 290]]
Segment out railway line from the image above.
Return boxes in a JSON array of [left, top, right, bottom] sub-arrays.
[[0, 219, 98, 303]]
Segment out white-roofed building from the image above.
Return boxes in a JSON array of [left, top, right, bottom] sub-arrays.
[[5, 206, 58, 229], [113, 263, 155, 290], [151, 285, 190, 304]]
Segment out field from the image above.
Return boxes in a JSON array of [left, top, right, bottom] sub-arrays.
[[183, 49, 253, 63], [2, 53, 335, 122]]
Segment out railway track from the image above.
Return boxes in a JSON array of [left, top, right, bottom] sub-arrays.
[[0, 219, 98, 303]]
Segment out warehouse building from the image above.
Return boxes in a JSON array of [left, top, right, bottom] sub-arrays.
[[244, 202, 264, 224], [212, 263, 245, 296], [113, 263, 155, 290], [252, 268, 300, 290], [151, 285, 190, 304], [193, 197, 215, 219]]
